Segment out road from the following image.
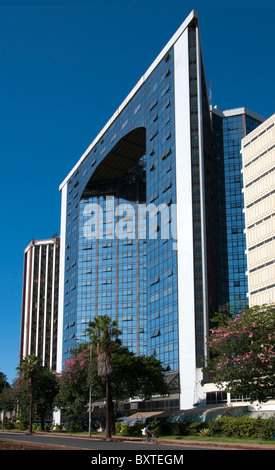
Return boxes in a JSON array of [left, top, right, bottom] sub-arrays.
[[2, 431, 263, 469], [0, 431, 210, 451]]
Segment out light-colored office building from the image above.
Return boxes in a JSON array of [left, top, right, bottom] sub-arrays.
[[241, 113, 275, 307], [20, 237, 60, 370]]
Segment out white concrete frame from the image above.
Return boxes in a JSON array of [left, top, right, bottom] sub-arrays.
[[174, 28, 196, 410], [56, 184, 67, 373], [174, 24, 207, 410]]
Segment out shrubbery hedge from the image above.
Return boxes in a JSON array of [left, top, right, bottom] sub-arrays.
[[117, 416, 275, 441], [120, 422, 145, 436], [3, 415, 274, 440], [155, 416, 275, 440]]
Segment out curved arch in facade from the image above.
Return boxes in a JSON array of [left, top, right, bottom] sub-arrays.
[[81, 127, 146, 200]]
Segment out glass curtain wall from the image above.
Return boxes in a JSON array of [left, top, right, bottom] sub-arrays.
[[62, 46, 180, 373], [223, 113, 263, 311]]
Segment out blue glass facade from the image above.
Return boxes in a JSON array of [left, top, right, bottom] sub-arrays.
[[62, 47, 179, 370], [58, 10, 216, 409], [212, 108, 264, 312]]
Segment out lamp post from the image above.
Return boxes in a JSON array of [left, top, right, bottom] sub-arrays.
[[88, 341, 92, 438]]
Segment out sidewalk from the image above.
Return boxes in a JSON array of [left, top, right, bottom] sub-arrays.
[[100, 434, 275, 450], [37, 431, 275, 450]]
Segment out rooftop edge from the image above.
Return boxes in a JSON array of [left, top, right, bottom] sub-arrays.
[[59, 9, 198, 191]]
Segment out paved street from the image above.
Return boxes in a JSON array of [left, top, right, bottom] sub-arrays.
[[0, 432, 208, 451]]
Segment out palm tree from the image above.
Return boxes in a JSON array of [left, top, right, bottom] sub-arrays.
[[17, 355, 42, 434], [86, 315, 121, 438]]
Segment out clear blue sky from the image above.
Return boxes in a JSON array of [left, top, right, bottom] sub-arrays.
[[0, 0, 274, 384]]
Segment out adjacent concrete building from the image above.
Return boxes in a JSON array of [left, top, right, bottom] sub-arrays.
[[20, 237, 60, 370], [242, 113, 275, 307]]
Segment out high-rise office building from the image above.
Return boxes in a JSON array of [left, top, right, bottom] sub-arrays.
[[242, 113, 275, 307], [57, 10, 217, 410], [211, 106, 265, 312], [20, 237, 60, 370]]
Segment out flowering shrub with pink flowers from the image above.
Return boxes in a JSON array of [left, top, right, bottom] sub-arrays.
[[205, 304, 275, 403]]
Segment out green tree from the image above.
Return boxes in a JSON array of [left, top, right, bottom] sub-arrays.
[[0, 372, 10, 392], [17, 355, 42, 433], [35, 367, 59, 430], [89, 344, 168, 413], [127, 354, 168, 400], [57, 317, 168, 437], [205, 304, 275, 402], [14, 362, 59, 431], [57, 347, 91, 432], [0, 388, 13, 412], [86, 315, 121, 438], [0, 373, 13, 430], [12, 378, 30, 429]]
